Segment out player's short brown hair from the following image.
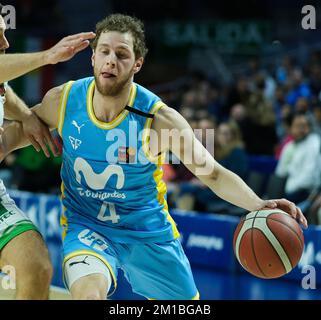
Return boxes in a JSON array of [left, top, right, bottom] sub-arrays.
[[91, 14, 148, 59]]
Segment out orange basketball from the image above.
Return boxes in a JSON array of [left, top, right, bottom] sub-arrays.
[[233, 209, 304, 279]]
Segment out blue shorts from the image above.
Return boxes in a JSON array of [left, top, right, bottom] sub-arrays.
[[62, 223, 199, 300]]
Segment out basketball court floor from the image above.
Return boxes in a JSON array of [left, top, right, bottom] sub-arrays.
[[1, 268, 320, 300], [0, 276, 71, 300], [192, 268, 321, 300], [109, 267, 321, 300]]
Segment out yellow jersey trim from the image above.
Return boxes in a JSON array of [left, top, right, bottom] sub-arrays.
[[63, 249, 117, 298], [57, 81, 74, 136], [192, 291, 200, 300], [143, 101, 180, 240], [60, 182, 68, 241], [86, 80, 137, 129], [153, 166, 180, 240]]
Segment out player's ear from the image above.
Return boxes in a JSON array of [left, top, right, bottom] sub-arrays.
[[133, 57, 144, 74], [91, 50, 95, 67]]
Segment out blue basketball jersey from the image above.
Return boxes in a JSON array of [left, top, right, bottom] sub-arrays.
[[58, 77, 180, 243]]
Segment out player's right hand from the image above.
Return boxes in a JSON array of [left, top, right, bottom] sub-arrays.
[[261, 198, 308, 229], [44, 32, 96, 65]]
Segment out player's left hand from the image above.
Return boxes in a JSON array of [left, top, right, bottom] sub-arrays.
[[262, 198, 308, 229], [22, 111, 60, 158]]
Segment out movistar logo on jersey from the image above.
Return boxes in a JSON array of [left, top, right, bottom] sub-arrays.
[[76, 187, 126, 200], [73, 157, 125, 192]]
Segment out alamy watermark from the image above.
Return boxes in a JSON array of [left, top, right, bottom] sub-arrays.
[[100, 122, 216, 176], [301, 5, 316, 30], [1, 265, 16, 290], [301, 265, 316, 290], [0, 5, 16, 30]]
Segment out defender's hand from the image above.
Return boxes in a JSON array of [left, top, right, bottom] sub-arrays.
[[44, 32, 96, 65], [22, 111, 59, 157]]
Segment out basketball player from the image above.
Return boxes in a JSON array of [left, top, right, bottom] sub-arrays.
[[0, 4, 95, 299], [0, 14, 308, 300]]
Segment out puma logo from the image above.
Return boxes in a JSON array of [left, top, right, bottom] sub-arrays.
[[72, 120, 85, 134], [69, 256, 90, 267], [74, 157, 125, 190]]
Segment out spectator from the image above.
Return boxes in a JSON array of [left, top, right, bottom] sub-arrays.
[[276, 55, 294, 85], [223, 76, 250, 119], [312, 103, 321, 135], [295, 97, 309, 113], [294, 97, 318, 132], [276, 113, 321, 203], [275, 113, 294, 160], [273, 86, 286, 138], [286, 69, 311, 106], [308, 63, 321, 98], [196, 117, 217, 156], [207, 86, 222, 120], [215, 121, 248, 179], [230, 103, 246, 123], [241, 74, 278, 155], [308, 192, 321, 225]]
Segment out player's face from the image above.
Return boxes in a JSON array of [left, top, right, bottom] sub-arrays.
[[92, 31, 143, 96], [0, 16, 10, 54]]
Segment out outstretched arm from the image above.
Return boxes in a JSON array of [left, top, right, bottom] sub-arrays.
[[150, 105, 308, 228], [4, 86, 59, 157], [0, 85, 63, 160], [0, 32, 95, 83]]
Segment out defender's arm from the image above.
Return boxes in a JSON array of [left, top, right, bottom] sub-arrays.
[[0, 85, 63, 160], [0, 32, 95, 83], [4, 86, 59, 157]]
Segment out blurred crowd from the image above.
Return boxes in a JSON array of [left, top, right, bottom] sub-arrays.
[[160, 51, 321, 224]]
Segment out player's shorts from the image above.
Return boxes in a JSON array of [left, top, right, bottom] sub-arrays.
[[0, 193, 39, 251], [63, 223, 200, 300]]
